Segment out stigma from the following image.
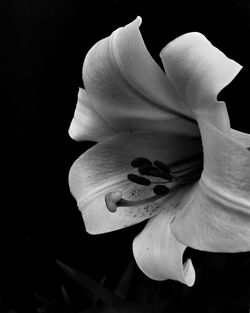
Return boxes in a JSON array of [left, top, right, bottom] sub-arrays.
[[105, 191, 123, 212]]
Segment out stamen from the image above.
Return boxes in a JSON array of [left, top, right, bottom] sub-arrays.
[[179, 169, 202, 184], [131, 157, 152, 168], [147, 169, 173, 181], [178, 166, 203, 178], [127, 174, 151, 186], [153, 160, 171, 174], [138, 164, 157, 175], [153, 185, 169, 196], [150, 180, 172, 184], [171, 162, 202, 176], [137, 164, 173, 180]]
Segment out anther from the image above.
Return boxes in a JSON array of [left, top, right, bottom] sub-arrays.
[[130, 157, 152, 168], [138, 164, 157, 175], [153, 160, 171, 174], [148, 170, 173, 181], [153, 185, 169, 196], [127, 174, 151, 186], [105, 191, 122, 213]]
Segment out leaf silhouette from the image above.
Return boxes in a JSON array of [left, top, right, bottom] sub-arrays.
[[114, 259, 134, 299], [57, 260, 122, 306]]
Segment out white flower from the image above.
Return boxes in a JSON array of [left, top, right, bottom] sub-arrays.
[[68, 17, 250, 287]]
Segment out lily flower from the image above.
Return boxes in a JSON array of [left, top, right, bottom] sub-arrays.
[[68, 17, 250, 287]]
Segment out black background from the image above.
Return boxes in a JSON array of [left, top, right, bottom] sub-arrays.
[[2, 0, 250, 312]]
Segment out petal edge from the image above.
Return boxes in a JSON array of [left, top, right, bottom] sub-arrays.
[[133, 210, 195, 286]]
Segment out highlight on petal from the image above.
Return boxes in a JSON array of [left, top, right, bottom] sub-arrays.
[[133, 209, 195, 287], [160, 32, 242, 133], [231, 128, 250, 148], [69, 131, 202, 234], [171, 120, 250, 252], [69, 88, 115, 141], [82, 17, 199, 138]]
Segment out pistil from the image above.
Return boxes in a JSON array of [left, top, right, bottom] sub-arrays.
[[105, 188, 170, 213], [127, 174, 151, 186]]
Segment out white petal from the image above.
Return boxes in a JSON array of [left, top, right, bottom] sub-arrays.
[[231, 128, 250, 148], [82, 17, 199, 137], [172, 120, 250, 252], [160, 32, 242, 133], [133, 209, 195, 287], [69, 88, 115, 141], [69, 131, 202, 234]]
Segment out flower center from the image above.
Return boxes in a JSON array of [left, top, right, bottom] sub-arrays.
[[105, 155, 203, 213]]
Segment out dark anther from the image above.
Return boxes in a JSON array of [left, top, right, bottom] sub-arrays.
[[153, 160, 171, 174], [127, 174, 151, 186], [153, 185, 169, 196], [148, 170, 173, 181], [138, 164, 157, 175], [247, 147, 250, 151], [130, 157, 152, 168]]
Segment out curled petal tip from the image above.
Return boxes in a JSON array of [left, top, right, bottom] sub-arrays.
[[136, 16, 142, 26], [183, 259, 195, 287], [159, 32, 206, 58], [68, 121, 81, 141]]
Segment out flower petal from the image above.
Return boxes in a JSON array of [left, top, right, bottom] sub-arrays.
[[231, 128, 250, 148], [69, 131, 201, 234], [171, 120, 250, 252], [133, 209, 195, 286], [82, 17, 199, 137], [69, 88, 115, 141], [160, 32, 242, 133]]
